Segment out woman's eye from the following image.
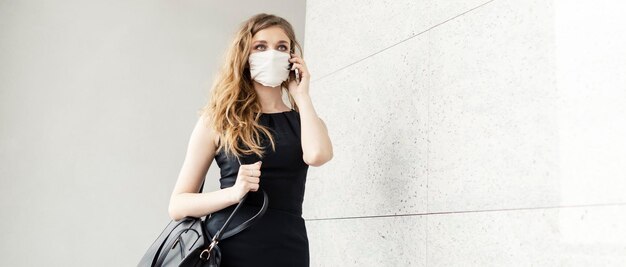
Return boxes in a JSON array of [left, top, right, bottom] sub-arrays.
[[254, 44, 288, 51]]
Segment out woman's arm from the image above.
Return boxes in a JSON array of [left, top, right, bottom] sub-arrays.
[[168, 116, 239, 221], [287, 52, 333, 167], [294, 93, 333, 167]]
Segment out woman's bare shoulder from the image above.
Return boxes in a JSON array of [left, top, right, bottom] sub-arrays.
[[191, 115, 219, 153]]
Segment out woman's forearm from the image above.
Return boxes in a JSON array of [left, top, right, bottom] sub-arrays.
[[293, 93, 333, 166], [168, 187, 238, 221]]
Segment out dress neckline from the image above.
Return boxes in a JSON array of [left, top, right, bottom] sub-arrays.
[[260, 108, 296, 115]]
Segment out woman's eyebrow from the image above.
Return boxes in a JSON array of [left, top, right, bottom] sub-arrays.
[[253, 40, 289, 44]]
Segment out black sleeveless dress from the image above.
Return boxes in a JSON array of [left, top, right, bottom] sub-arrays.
[[205, 109, 310, 267]]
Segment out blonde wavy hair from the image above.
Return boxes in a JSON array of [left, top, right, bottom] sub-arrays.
[[197, 13, 304, 160]]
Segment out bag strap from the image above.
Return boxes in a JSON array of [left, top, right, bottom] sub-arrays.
[[153, 226, 194, 267], [204, 155, 268, 241], [153, 155, 267, 267]]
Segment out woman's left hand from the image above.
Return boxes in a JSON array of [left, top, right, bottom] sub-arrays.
[[287, 52, 311, 97]]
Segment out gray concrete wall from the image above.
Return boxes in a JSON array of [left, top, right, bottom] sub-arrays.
[[302, 0, 626, 265], [0, 1, 305, 266]]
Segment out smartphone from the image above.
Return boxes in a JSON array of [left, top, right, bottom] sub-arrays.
[[294, 67, 300, 85], [289, 52, 300, 85]]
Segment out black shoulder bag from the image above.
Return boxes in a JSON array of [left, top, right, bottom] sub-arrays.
[[138, 156, 268, 267]]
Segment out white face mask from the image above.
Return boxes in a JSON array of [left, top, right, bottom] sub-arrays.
[[248, 49, 291, 87]]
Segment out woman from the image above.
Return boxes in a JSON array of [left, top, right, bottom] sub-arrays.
[[167, 13, 333, 266]]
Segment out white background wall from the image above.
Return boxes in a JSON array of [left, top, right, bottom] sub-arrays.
[[303, 0, 626, 266], [0, 1, 305, 266]]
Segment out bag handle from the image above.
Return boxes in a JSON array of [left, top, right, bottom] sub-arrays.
[[153, 155, 268, 266], [195, 155, 268, 262], [207, 156, 268, 241]]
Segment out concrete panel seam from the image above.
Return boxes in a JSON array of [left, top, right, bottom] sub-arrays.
[[309, 0, 498, 84]]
